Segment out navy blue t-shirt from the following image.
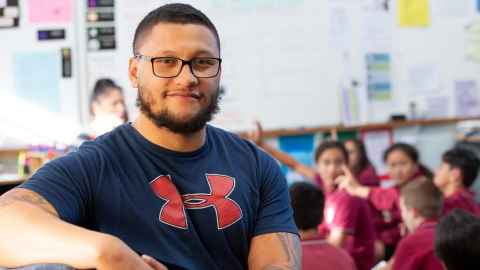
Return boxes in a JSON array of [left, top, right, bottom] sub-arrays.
[[21, 124, 297, 270]]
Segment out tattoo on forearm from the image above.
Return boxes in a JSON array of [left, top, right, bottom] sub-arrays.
[[0, 188, 56, 215], [276, 232, 301, 270]]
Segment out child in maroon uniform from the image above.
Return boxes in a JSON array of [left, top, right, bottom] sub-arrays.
[[433, 148, 480, 216], [344, 139, 380, 187], [389, 179, 444, 270], [338, 143, 433, 261], [312, 142, 375, 270], [435, 209, 480, 270], [289, 182, 357, 270]]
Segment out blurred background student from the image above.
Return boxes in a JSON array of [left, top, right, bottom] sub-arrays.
[[78, 78, 128, 142], [384, 179, 443, 270], [344, 138, 380, 187], [289, 182, 357, 270], [433, 148, 480, 216], [435, 209, 480, 270]]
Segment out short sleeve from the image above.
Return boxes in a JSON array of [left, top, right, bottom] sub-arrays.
[[253, 151, 298, 236], [19, 144, 101, 225], [368, 187, 400, 211]]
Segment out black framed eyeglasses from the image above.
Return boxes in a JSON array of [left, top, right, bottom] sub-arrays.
[[134, 54, 222, 78]]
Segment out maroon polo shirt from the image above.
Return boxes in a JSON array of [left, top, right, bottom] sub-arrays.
[[443, 188, 480, 216], [302, 235, 357, 270], [392, 221, 443, 270], [320, 189, 375, 270]]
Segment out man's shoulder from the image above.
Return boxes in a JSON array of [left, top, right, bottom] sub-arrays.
[[79, 124, 130, 151], [207, 124, 246, 143], [207, 125, 269, 158]]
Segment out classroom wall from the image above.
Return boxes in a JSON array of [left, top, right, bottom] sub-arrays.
[[2, 0, 480, 147]]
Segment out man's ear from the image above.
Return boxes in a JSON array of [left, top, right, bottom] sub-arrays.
[[128, 57, 139, 88]]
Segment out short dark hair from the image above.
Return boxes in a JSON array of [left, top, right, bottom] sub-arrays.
[[289, 182, 325, 230], [384, 142, 433, 179], [442, 148, 480, 188], [435, 209, 480, 270], [132, 3, 220, 54], [400, 178, 443, 219], [89, 78, 122, 115], [314, 141, 348, 163]]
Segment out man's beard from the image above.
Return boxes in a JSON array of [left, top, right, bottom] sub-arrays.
[[136, 87, 224, 134]]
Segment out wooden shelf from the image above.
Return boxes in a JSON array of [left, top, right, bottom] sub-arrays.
[[254, 116, 480, 138], [0, 147, 27, 155]]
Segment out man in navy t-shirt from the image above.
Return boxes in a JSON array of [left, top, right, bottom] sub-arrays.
[[0, 3, 299, 270]]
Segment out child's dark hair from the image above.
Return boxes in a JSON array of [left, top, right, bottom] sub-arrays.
[[133, 3, 220, 54], [314, 141, 348, 163], [345, 138, 371, 171], [289, 182, 325, 230], [435, 209, 480, 270], [383, 142, 433, 179], [89, 78, 123, 116], [442, 148, 480, 188]]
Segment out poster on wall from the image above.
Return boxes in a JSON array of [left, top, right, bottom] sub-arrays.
[[13, 51, 61, 112], [28, 0, 72, 24], [398, 0, 430, 27], [366, 53, 392, 101], [455, 80, 480, 117]]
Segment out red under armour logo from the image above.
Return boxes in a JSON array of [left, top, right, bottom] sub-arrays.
[[150, 174, 243, 230]]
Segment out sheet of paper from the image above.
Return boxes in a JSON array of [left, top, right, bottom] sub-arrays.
[[328, 5, 352, 50], [455, 80, 480, 117], [13, 51, 61, 112], [361, 9, 392, 52], [433, 0, 472, 19], [362, 129, 392, 174], [366, 53, 392, 101], [28, 0, 72, 23], [466, 20, 480, 62], [407, 63, 440, 95], [398, 0, 430, 27], [424, 95, 449, 118]]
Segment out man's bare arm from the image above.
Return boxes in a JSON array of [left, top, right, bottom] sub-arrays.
[[0, 188, 58, 215], [0, 188, 163, 270], [248, 232, 301, 270]]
